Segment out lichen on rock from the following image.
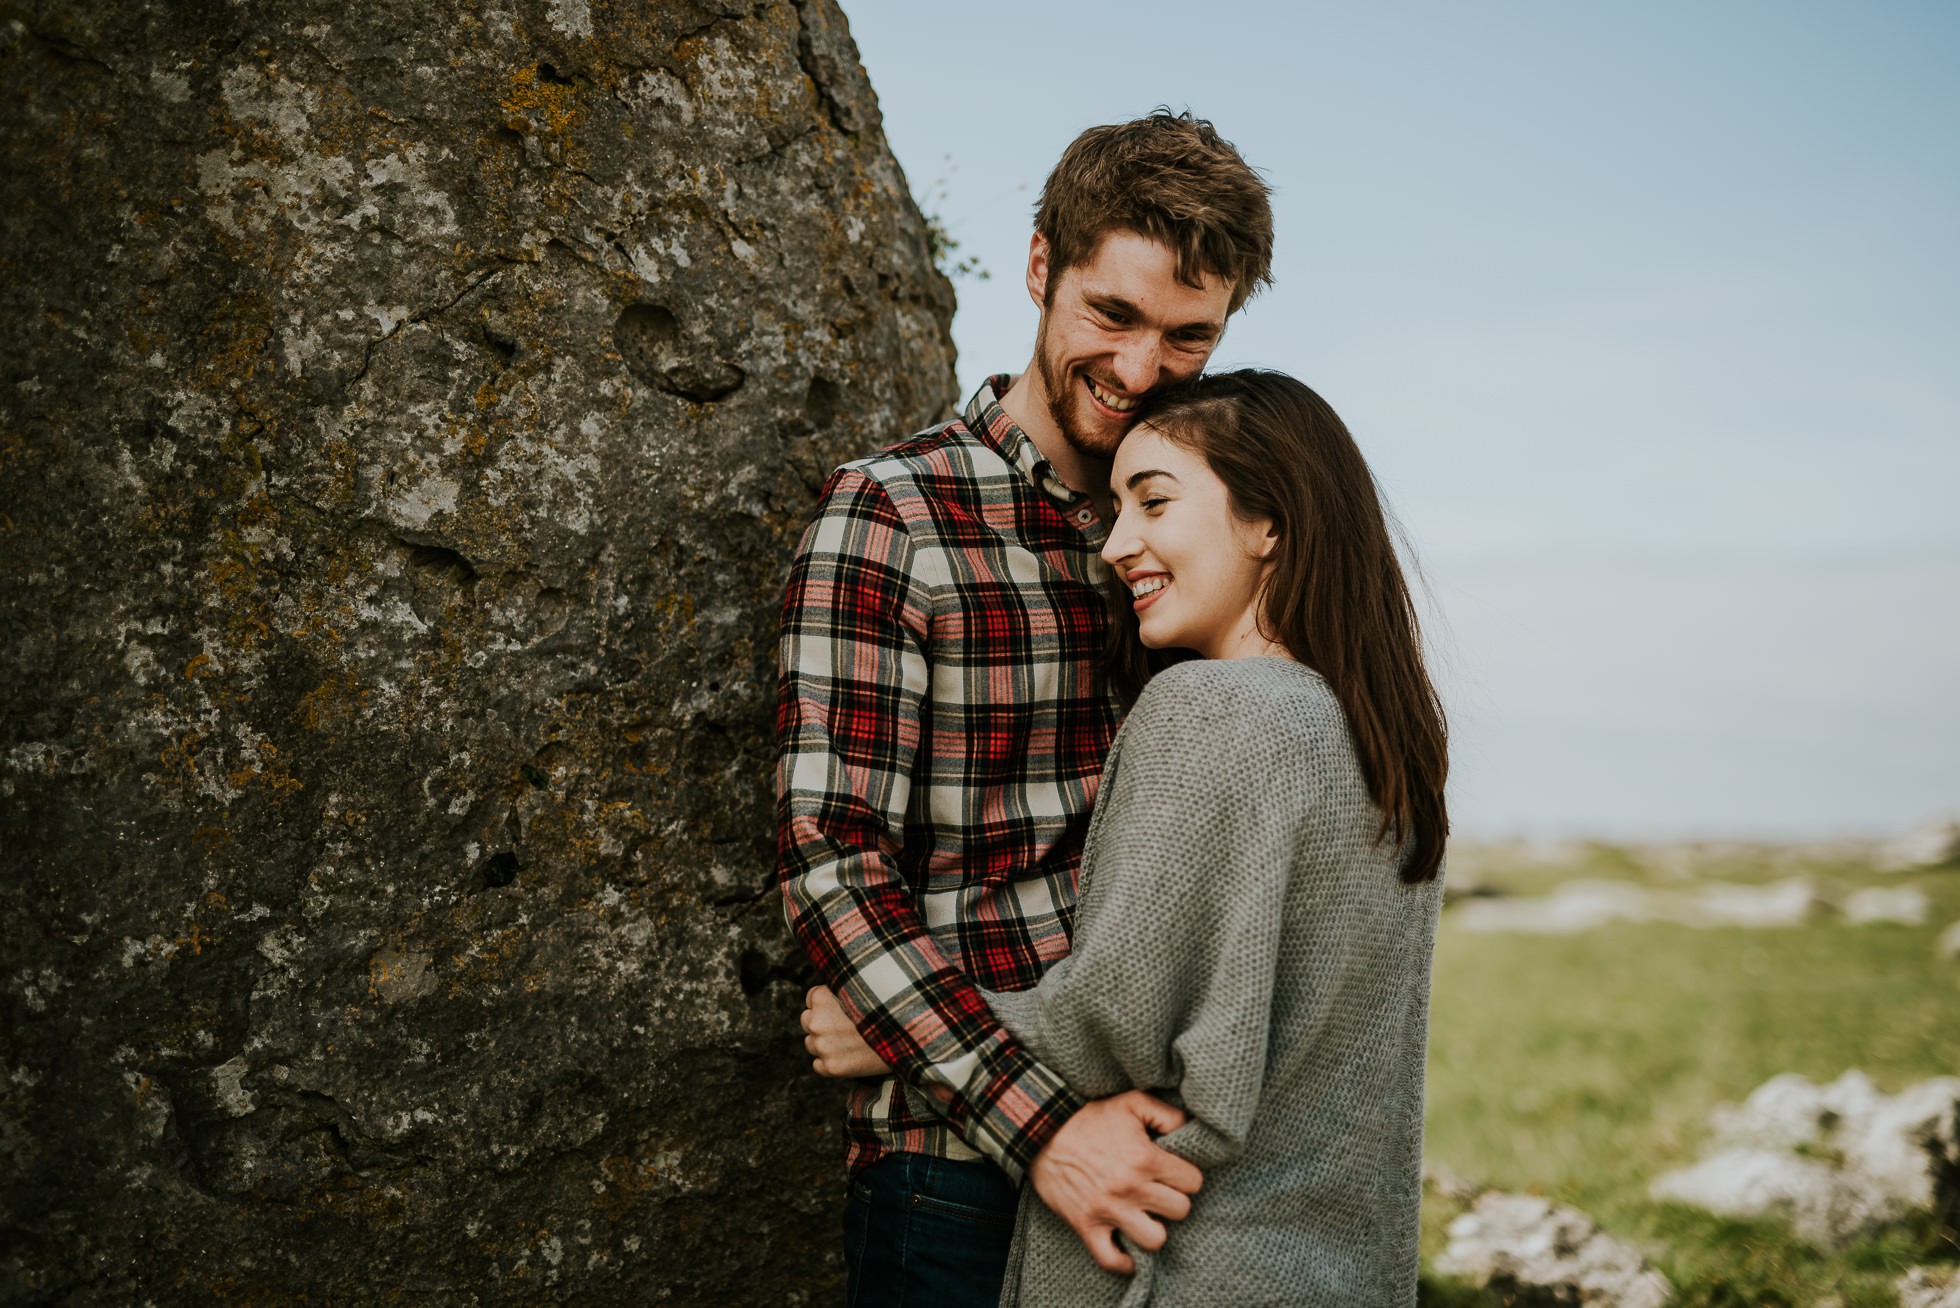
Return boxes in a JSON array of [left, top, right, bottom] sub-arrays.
[[0, 0, 956, 1300]]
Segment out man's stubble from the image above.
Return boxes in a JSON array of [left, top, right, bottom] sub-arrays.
[[1033, 311, 1125, 461]]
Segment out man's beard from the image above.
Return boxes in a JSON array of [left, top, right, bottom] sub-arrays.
[[1034, 315, 1126, 458]]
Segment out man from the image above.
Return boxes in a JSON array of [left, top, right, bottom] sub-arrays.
[[776, 110, 1274, 1304]]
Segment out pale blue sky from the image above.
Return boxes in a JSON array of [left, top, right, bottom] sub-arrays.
[[841, 1, 1960, 838]]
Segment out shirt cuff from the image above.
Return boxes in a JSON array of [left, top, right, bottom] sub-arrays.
[[942, 1037, 1085, 1184]]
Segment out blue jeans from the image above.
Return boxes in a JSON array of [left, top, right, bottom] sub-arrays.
[[843, 1153, 1019, 1307]]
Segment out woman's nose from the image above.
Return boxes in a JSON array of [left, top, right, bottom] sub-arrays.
[[1100, 521, 1138, 569]]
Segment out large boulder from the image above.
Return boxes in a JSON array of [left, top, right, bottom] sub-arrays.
[[0, 0, 957, 1301]]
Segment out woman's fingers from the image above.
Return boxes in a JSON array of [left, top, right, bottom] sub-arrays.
[[800, 984, 894, 1078]]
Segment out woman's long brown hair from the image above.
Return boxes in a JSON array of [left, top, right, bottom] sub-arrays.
[[1106, 370, 1450, 883]]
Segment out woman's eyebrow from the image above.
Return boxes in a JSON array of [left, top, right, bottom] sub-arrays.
[[1122, 468, 1179, 491]]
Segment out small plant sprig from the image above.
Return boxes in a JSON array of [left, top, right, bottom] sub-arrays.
[[915, 155, 990, 281]]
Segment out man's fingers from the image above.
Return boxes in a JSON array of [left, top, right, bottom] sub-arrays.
[[1115, 1089, 1188, 1136], [1139, 1181, 1192, 1222], [1145, 1148, 1203, 1195], [1112, 1207, 1168, 1255], [1080, 1225, 1135, 1276]]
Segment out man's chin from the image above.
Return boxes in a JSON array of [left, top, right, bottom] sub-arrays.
[[1060, 421, 1128, 459], [1053, 392, 1132, 458]]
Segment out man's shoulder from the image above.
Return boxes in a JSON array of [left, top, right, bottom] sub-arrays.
[[817, 416, 1017, 519], [843, 416, 1009, 483]]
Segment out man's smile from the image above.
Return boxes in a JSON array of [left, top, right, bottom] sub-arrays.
[[1087, 376, 1139, 413]]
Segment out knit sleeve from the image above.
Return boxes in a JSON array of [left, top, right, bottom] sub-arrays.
[[981, 663, 1311, 1170]]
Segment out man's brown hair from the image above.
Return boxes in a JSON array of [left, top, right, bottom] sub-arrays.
[[1036, 109, 1274, 314]]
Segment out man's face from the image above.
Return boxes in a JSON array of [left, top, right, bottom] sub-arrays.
[[1029, 229, 1234, 458]]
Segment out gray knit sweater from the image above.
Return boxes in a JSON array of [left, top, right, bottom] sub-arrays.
[[981, 657, 1442, 1307]]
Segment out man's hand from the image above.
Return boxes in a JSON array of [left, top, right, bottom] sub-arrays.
[[1027, 1091, 1202, 1275], [801, 985, 894, 1079]]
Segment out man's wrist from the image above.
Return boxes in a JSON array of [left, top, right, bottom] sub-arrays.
[[948, 1047, 1085, 1184]]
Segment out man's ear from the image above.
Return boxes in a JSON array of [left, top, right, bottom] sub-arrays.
[[1026, 232, 1050, 309]]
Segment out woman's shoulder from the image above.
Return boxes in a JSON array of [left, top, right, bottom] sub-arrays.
[[1129, 657, 1344, 741]]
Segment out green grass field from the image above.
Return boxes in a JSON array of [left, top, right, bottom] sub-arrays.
[[1418, 845, 1960, 1307]]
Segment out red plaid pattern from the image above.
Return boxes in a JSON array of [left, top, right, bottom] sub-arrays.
[[775, 377, 1123, 1181]]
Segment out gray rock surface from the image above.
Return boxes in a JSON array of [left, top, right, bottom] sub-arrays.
[[1432, 1191, 1672, 1308], [0, 1, 957, 1301]]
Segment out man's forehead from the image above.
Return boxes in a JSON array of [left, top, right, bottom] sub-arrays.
[[1069, 230, 1230, 320]]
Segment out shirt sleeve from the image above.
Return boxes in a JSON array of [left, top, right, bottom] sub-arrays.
[[774, 466, 1082, 1180], [980, 673, 1300, 1171]]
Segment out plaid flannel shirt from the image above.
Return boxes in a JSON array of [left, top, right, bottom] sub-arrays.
[[775, 376, 1123, 1182]]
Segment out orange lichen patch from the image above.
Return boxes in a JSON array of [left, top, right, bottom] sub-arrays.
[[444, 923, 532, 996], [598, 1152, 663, 1196], [227, 738, 304, 800], [191, 826, 232, 856], [184, 653, 215, 680], [503, 63, 583, 134], [189, 288, 280, 400], [208, 554, 257, 603], [297, 673, 369, 734], [652, 589, 695, 626], [169, 920, 209, 958], [155, 728, 205, 794]]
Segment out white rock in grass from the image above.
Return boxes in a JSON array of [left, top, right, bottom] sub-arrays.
[[1648, 1070, 1960, 1246], [1647, 1148, 1893, 1247], [1877, 817, 1960, 871], [1680, 877, 1818, 928], [1935, 919, 1960, 960], [1422, 1159, 1481, 1202], [1897, 1266, 1960, 1308], [1452, 880, 1655, 933], [1842, 885, 1928, 925], [1450, 877, 1823, 934], [1434, 1192, 1671, 1308]]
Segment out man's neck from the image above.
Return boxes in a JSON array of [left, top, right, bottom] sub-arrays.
[[997, 366, 1114, 518]]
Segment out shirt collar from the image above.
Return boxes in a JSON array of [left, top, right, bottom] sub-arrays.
[[962, 374, 1095, 508]]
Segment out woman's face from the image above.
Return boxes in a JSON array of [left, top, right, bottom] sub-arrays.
[[1100, 425, 1279, 660]]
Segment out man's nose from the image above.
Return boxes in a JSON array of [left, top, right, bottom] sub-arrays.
[[1109, 336, 1165, 395]]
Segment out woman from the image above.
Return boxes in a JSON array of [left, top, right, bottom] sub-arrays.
[[811, 369, 1448, 1306]]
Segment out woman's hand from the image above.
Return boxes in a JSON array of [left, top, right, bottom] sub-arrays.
[[801, 985, 895, 1079]]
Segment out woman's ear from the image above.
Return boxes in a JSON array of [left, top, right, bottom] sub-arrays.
[[1256, 521, 1280, 560]]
